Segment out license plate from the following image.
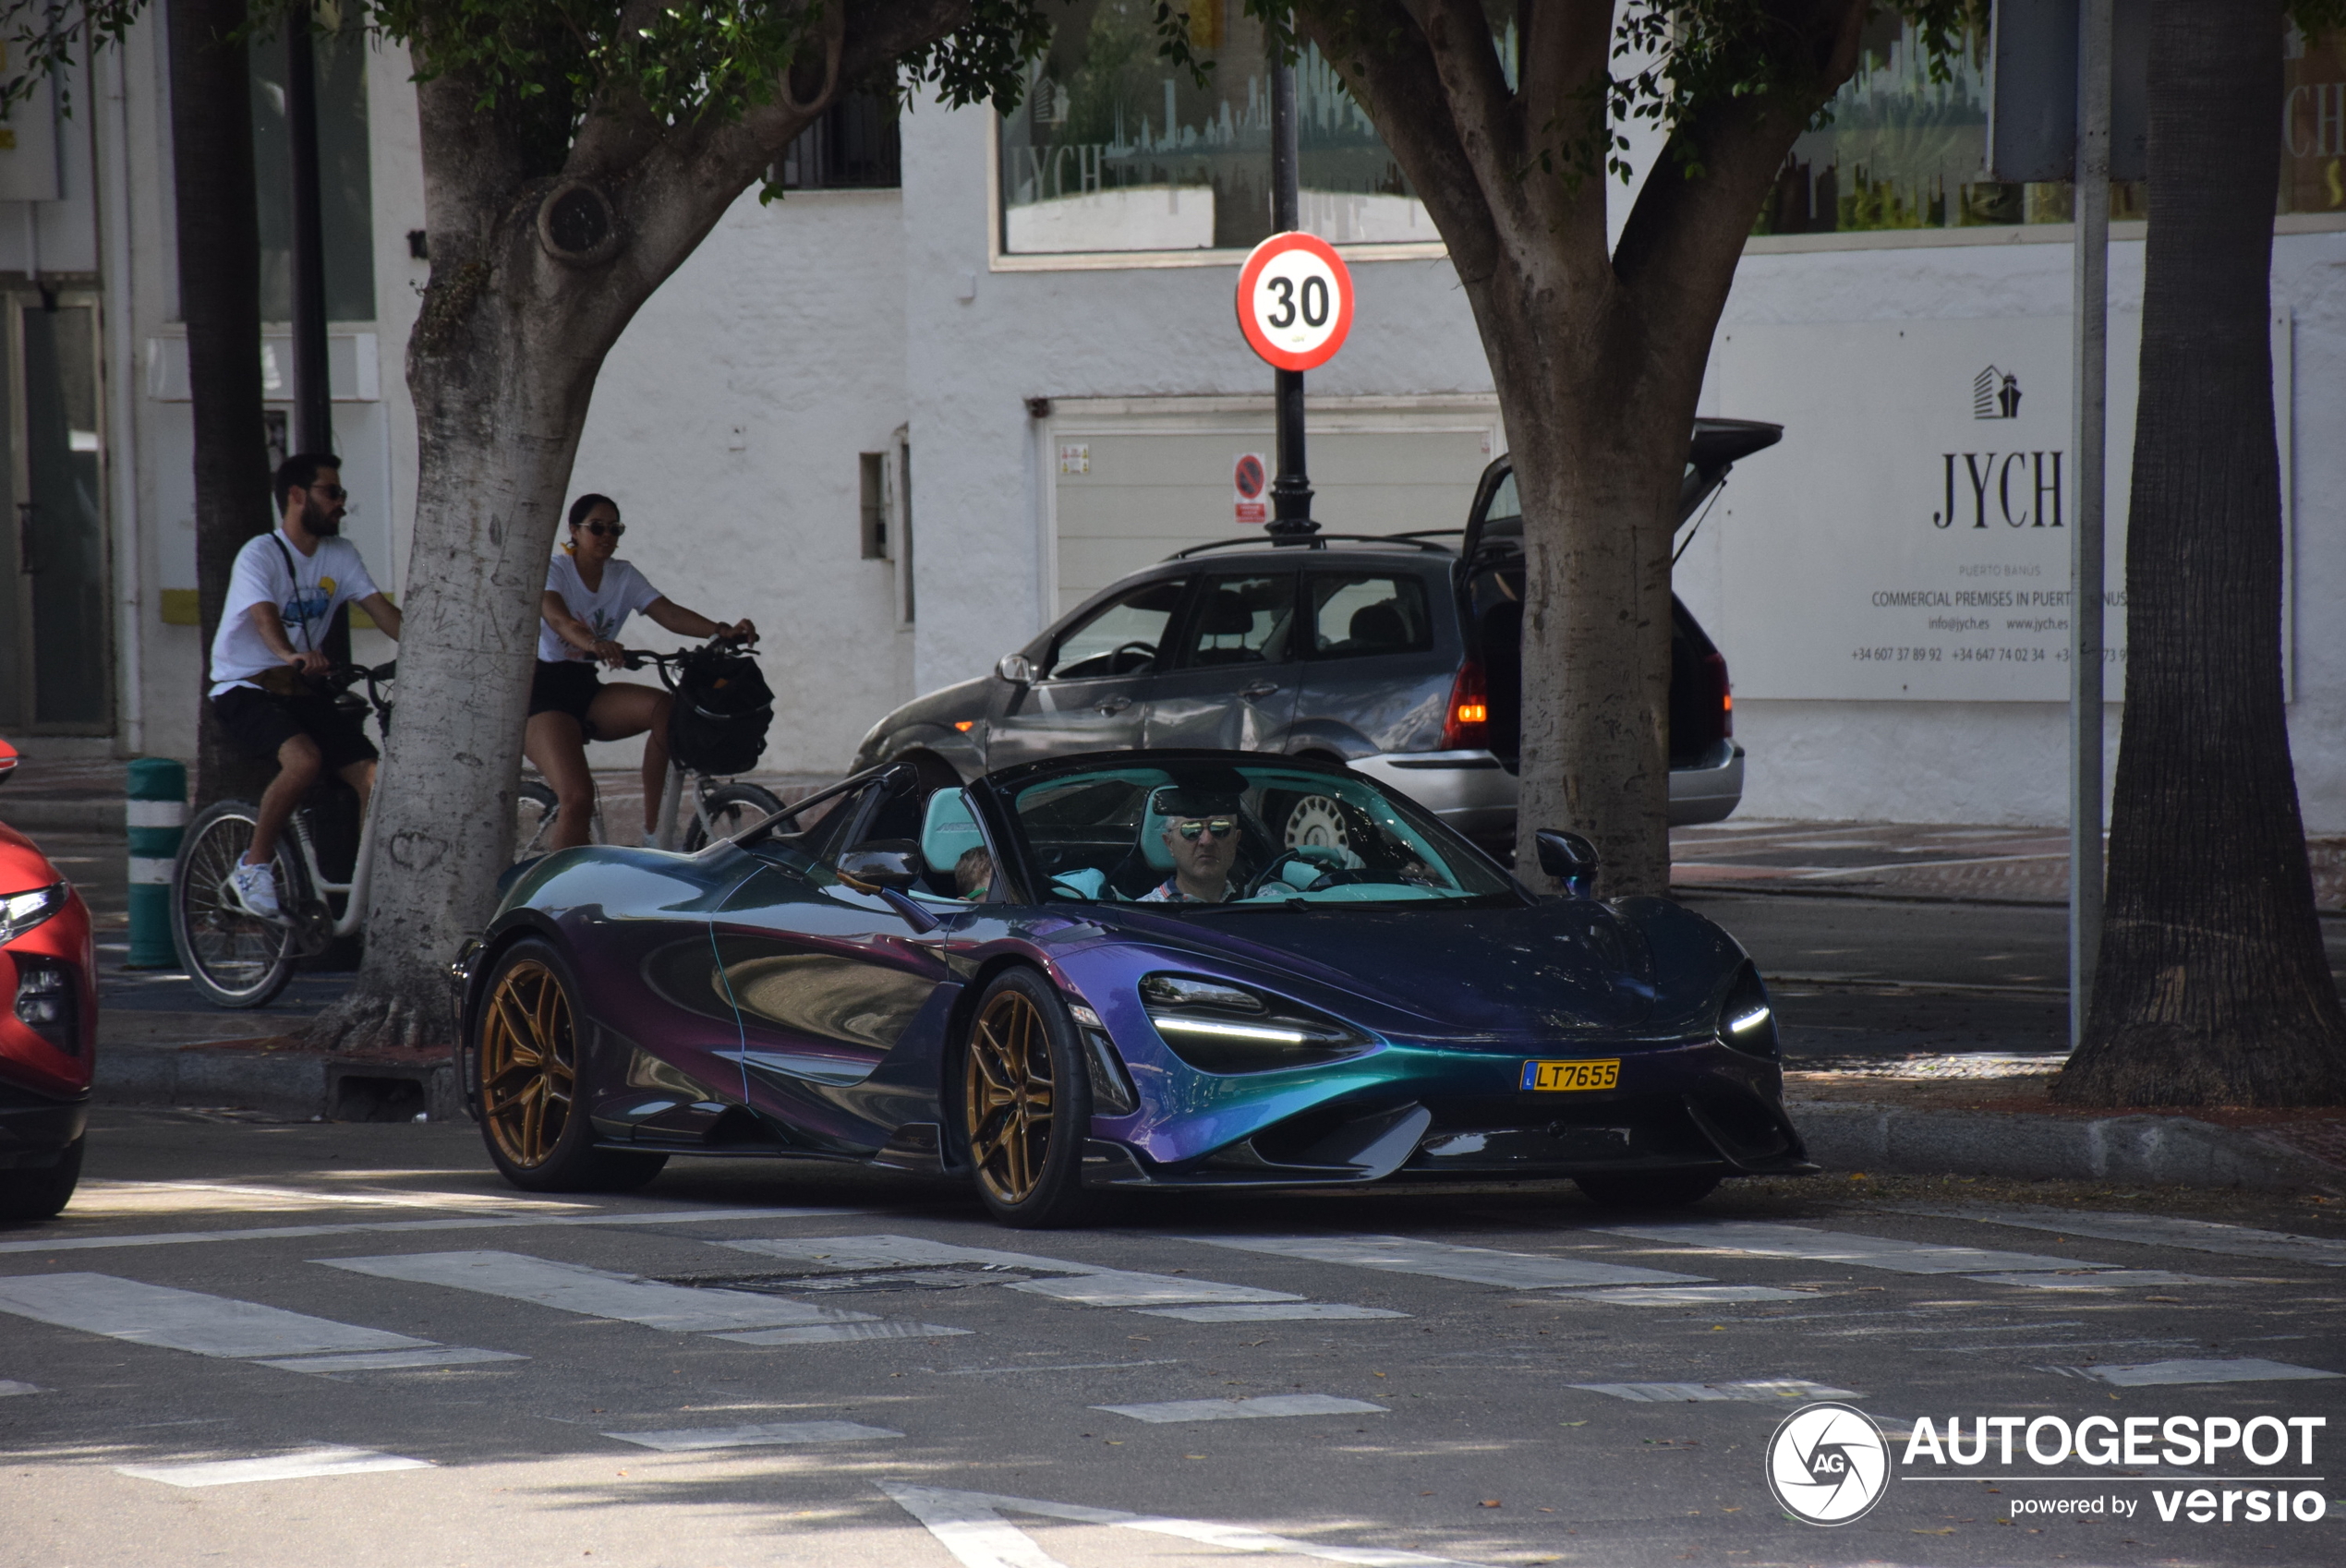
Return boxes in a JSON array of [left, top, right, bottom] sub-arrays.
[[1521, 1058, 1620, 1092]]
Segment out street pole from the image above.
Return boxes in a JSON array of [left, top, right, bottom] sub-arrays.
[[2068, 0, 2111, 1047], [284, 3, 332, 458], [1266, 49, 1316, 542]]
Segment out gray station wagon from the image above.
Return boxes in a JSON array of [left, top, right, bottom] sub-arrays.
[[853, 419, 1782, 853]]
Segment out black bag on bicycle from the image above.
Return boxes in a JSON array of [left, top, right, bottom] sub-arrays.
[[666, 645, 773, 776]]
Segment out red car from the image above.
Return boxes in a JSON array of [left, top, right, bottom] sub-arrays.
[[0, 739, 94, 1221]]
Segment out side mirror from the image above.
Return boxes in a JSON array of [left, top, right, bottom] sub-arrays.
[[997, 652, 1035, 685], [837, 839, 925, 891], [1533, 829, 1600, 898]]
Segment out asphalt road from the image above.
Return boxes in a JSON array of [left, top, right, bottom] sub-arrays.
[[5, 1112, 2342, 1568]]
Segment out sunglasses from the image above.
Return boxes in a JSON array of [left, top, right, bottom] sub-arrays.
[[307, 484, 348, 501], [581, 522, 625, 537], [1173, 816, 1238, 841]]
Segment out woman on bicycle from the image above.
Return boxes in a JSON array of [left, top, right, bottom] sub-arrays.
[[526, 493, 757, 850]]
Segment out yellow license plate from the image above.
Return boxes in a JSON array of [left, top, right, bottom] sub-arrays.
[[1521, 1058, 1620, 1092]]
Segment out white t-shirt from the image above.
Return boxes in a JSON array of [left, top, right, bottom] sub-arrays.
[[208, 529, 381, 697], [538, 552, 663, 662]]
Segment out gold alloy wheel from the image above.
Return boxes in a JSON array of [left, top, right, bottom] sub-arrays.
[[966, 988, 1055, 1204], [479, 959, 577, 1168]]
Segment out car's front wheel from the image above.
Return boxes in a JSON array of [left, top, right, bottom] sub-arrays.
[[0, 1136, 83, 1222], [474, 938, 666, 1193], [961, 969, 1094, 1228], [1573, 1170, 1720, 1211]]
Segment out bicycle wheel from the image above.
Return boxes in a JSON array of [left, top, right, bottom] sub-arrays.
[[171, 801, 302, 1008], [682, 782, 784, 852], [514, 780, 562, 862]]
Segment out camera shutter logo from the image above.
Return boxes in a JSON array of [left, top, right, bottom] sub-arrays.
[[1766, 1403, 1892, 1526]]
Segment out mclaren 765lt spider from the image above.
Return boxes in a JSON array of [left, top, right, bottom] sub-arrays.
[[454, 751, 1810, 1225]]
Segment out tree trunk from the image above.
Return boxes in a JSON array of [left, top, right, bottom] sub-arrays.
[[2053, 0, 2346, 1107], [165, 0, 274, 806]]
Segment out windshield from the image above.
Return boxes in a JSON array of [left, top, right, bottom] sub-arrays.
[[1005, 762, 1518, 910]]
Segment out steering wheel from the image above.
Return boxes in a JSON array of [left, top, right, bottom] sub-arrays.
[[1109, 641, 1156, 674], [1244, 850, 1373, 898]]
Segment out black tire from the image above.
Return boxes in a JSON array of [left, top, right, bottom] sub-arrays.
[[683, 782, 784, 852], [514, 780, 562, 862], [171, 801, 302, 1009], [1573, 1170, 1722, 1211], [0, 1137, 83, 1222], [472, 937, 667, 1193], [960, 968, 1097, 1228]]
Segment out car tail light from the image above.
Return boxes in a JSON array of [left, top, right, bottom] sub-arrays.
[[14, 957, 79, 1055], [1442, 659, 1490, 751], [1703, 651, 1732, 740]]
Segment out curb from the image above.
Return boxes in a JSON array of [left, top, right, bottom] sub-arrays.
[[3, 799, 125, 834], [96, 1041, 465, 1124], [1791, 1098, 2344, 1193]]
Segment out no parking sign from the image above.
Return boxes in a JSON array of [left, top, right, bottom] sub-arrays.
[[1236, 232, 1354, 371]]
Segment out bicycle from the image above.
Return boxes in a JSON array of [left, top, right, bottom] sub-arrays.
[[171, 660, 396, 1008], [512, 640, 780, 860]]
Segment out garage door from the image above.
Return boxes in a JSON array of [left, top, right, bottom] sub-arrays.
[[1046, 395, 1503, 616]]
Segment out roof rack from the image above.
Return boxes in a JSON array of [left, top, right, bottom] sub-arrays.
[[1165, 532, 1457, 561]]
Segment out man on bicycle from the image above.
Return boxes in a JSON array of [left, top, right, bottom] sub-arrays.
[[206, 453, 403, 918]]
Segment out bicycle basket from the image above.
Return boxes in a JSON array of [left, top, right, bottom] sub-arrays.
[[666, 646, 773, 776]]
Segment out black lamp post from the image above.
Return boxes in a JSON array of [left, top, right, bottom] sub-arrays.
[[1265, 50, 1317, 544]]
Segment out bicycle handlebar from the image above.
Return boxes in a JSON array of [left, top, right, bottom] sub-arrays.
[[618, 635, 760, 691]]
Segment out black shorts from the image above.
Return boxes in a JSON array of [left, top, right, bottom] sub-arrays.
[[528, 659, 602, 735], [212, 686, 380, 773]]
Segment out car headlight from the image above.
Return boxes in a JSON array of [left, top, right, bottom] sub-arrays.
[[0, 884, 67, 947], [1140, 971, 1373, 1074], [1717, 966, 1778, 1060]]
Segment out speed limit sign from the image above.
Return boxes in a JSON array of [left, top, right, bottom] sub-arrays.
[[1236, 231, 1354, 371]]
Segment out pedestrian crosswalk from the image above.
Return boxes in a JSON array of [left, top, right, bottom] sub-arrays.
[[115, 1444, 432, 1489]]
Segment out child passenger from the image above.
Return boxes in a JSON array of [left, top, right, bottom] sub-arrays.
[[955, 847, 994, 900]]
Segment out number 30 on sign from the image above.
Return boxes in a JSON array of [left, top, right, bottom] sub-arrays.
[[1236, 231, 1355, 372]]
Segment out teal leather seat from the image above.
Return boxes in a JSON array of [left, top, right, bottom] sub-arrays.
[[921, 789, 986, 886]]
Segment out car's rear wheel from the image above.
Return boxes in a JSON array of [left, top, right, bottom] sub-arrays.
[[475, 939, 666, 1193], [1573, 1170, 1720, 1211], [961, 969, 1094, 1228], [0, 1136, 83, 1222]]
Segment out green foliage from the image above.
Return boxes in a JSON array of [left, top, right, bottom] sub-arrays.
[[4, 0, 1053, 135]]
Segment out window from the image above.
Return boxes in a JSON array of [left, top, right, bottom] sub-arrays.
[[1308, 574, 1433, 659], [998, 0, 1431, 255], [1756, 18, 2346, 239], [859, 452, 889, 560], [248, 16, 375, 321], [779, 91, 902, 189], [1178, 573, 1293, 668], [1045, 576, 1189, 680]]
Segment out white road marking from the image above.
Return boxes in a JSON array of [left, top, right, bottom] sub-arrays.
[[1572, 1378, 1859, 1403], [0, 1206, 865, 1257], [1008, 1273, 1301, 1307], [115, 1444, 431, 1488], [2051, 1357, 2343, 1387], [1965, 1270, 2223, 1291], [727, 1232, 1305, 1307], [254, 1346, 527, 1372], [0, 1272, 430, 1358], [1093, 1393, 1388, 1423], [714, 1321, 972, 1345], [940, 1359, 1185, 1376], [604, 1419, 900, 1450], [0, 1379, 42, 1395], [1598, 1219, 2106, 1275], [879, 1481, 1491, 1568], [1183, 1234, 1708, 1288], [1903, 1206, 2346, 1267], [1132, 1303, 1409, 1322], [68, 1178, 591, 1216], [320, 1250, 879, 1332], [1578, 1285, 1811, 1306]]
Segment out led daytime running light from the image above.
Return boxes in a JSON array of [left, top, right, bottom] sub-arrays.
[[1727, 1005, 1772, 1034], [0, 884, 67, 946], [1149, 1014, 1317, 1045]]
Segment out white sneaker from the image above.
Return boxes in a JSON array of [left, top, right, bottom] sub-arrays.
[[640, 831, 661, 848], [228, 858, 282, 920]]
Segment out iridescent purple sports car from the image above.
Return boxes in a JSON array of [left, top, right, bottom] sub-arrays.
[[454, 751, 1810, 1226]]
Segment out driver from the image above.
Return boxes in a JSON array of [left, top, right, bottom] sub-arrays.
[[1139, 787, 1243, 904]]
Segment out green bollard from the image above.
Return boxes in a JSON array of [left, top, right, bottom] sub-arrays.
[[127, 757, 188, 969]]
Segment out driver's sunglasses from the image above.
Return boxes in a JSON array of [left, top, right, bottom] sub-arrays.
[[308, 484, 348, 501], [582, 522, 626, 537], [1174, 816, 1238, 841]]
